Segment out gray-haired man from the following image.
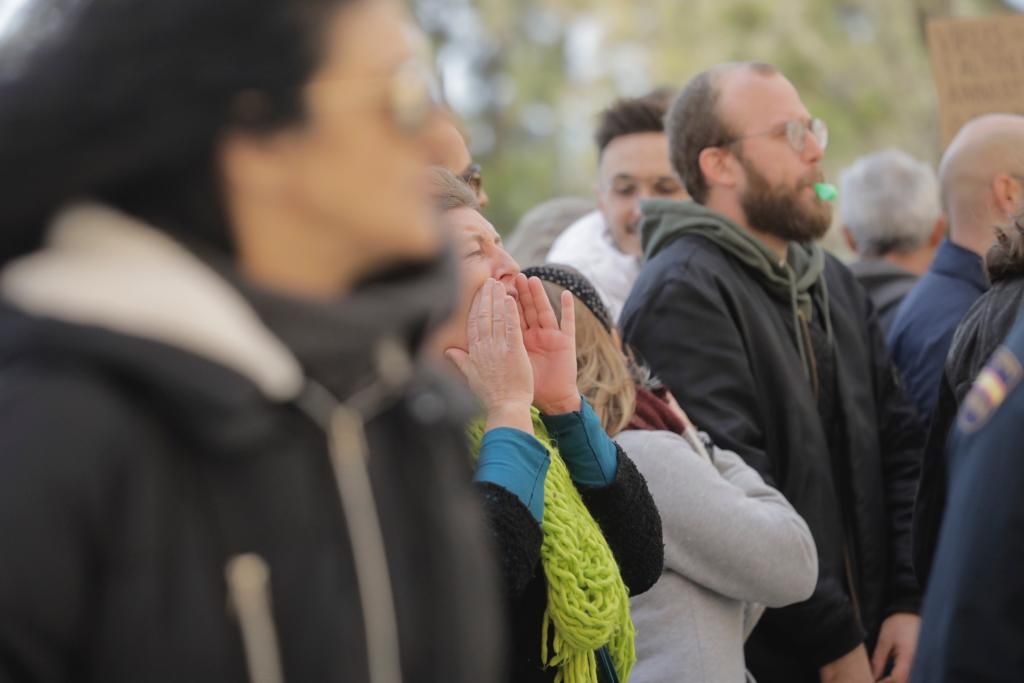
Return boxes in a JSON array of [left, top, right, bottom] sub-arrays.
[[839, 149, 945, 333]]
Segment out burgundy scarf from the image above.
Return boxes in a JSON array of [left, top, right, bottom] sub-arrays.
[[626, 386, 687, 435]]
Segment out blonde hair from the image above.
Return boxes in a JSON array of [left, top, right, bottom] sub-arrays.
[[540, 281, 636, 435]]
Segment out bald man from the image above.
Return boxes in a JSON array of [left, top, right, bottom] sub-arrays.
[[887, 113, 1024, 421]]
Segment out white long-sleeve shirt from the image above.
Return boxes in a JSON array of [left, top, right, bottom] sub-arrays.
[[545, 210, 640, 324]]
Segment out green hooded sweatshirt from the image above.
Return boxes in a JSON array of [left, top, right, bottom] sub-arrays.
[[639, 199, 833, 385]]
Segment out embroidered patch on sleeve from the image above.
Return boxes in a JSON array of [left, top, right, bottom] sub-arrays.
[[959, 345, 1024, 433]]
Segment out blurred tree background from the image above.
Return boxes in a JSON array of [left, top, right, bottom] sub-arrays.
[[414, 0, 1020, 240]]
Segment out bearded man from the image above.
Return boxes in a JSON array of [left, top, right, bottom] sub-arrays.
[[620, 63, 925, 683]]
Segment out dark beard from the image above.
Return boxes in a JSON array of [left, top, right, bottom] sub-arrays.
[[738, 154, 832, 243]]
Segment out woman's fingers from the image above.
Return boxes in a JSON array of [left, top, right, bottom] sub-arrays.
[[467, 282, 484, 346], [529, 276, 559, 329], [477, 278, 495, 341], [559, 289, 576, 340], [505, 294, 524, 348], [469, 278, 529, 353], [516, 273, 541, 329], [490, 279, 507, 345]]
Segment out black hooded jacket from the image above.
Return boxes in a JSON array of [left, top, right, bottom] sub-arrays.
[[620, 200, 924, 683], [0, 204, 502, 683]]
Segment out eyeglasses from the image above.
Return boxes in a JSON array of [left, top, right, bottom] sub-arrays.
[[460, 162, 483, 196], [723, 118, 829, 155], [387, 58, 443, 136], [249, 58, 442, 138]]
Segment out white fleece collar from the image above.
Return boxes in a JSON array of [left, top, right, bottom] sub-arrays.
[[0, 203, 305, 401]]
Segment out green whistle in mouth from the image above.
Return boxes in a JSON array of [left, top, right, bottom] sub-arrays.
[[814, 182, 838, 202]]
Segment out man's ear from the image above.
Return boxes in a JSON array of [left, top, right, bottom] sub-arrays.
[[698, 147, 737, 191], [841, 226, 858, 254], [992, 172, 1024, 220]]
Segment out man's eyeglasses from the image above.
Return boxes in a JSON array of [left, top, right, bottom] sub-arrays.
[[722, 118, 829, 155], [460, 162, 483, 196]]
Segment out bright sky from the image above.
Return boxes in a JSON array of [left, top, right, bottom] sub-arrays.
[[0, 0, 29, 42]]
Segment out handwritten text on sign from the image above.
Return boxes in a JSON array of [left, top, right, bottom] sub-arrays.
[[927, 15, 1024, 148]]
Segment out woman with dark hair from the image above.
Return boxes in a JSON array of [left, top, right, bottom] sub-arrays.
[[0, 2, 502, 682], [528, 264, 818, 683], [428, 168, 663, 683]]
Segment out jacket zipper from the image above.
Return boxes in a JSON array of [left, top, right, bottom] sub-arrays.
[[226, 554, 286, 683], [842, 541, 864, 629], [797, 310, 864, 626], [222, 340, 408, 683], [796, 311, 820, 400], [324, 404, 403, 683], [223, 402, 405, 683], [294, 339, 412, 683]]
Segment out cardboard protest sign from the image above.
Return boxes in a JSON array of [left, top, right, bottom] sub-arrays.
[[927, 15, 1024, 148]]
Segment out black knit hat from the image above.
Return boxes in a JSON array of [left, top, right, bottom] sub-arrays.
[[522, 264, 613, 332]]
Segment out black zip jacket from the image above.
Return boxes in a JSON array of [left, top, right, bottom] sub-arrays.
[[913, 273, 1024, 588], [621, 224, 924, 682], [0, 204, 502, 683]]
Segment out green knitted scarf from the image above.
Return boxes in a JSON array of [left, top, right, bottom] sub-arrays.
[[469, 409, 636, 683]]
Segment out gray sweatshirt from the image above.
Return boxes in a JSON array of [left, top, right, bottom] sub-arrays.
[[615, 429, 818, 683]]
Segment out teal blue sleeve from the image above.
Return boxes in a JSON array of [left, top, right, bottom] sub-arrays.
[[540, 397, 618, 487], [475, 428, 549, 521]]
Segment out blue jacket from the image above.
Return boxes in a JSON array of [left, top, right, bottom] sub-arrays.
[[912, 312, 1024, 682], [887, 239, 988, 420]]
